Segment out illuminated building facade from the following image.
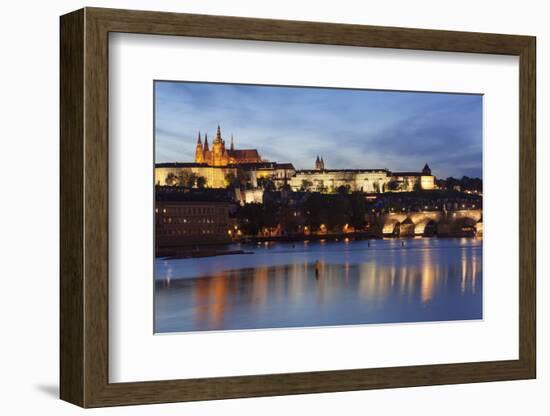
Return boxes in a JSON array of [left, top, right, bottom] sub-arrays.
[[390, 164, 436, 191], [290, 168, 391, 193], [155, 163, 237, 189], [195, 126, 263, 166], [241, 162, 296, 189], [155, 198, 234, 251], [290, 158, 436, 193], [157, 127, 437, 194]]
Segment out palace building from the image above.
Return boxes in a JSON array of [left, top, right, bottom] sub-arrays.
[[195, 126, 263, 166], [290, 167, 391, 193], [289, 157, 436, 193], [390, 164, 436, 191]]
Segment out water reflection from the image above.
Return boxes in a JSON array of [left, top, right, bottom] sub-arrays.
[[155, 238, 482, 333]]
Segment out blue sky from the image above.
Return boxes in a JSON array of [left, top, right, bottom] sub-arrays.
[[154, 81, 482, 178]]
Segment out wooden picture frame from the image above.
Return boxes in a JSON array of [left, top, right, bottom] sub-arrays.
[[60, 7, 536, 408]]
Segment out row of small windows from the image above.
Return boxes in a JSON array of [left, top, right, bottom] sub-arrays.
[[159, 217, 223, 225], [155, 206, 221, 215], [158, 229, 219, 236], [310, 178, 384, 183]]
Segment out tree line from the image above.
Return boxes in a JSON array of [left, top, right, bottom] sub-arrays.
[[165, 172, 207, 188], [436, 176, 482, 192], [235, 191, 367, 236]]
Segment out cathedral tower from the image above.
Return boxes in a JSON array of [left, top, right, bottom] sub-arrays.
[[212, 125, 228, 166], [190, 125, 262, 166], [422, 163, 431, 175], [194, 131, 204, 163], [315, 155, 325, 171]]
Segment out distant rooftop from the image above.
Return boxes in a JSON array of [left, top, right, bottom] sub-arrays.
[[296, 169, 389, 174], [155, 161, 295, 170], [230, 162, 295, 170], [391, 171, 424, 177], [155, 162, 209, 168]]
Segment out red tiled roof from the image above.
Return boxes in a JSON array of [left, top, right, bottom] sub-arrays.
[[227, 149, 260, 159]]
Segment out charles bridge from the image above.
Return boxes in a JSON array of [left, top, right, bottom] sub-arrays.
[[368, 209, 483, 237]]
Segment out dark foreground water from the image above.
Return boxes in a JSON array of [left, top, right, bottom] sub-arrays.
[[154, 238, 482, 333]]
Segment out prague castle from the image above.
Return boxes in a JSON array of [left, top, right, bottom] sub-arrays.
[[155, 126, 436, 193], [155, 125, 293, 189], [195, 125, 263, 166]]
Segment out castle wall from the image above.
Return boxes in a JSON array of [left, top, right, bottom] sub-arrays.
[[155, 166, 237, 189]]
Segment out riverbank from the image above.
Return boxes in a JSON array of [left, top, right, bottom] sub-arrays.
[[156, 232, 481, 259], [158, 247, 254, 259], [237, 231, 377, 244], [236, 230, 480, 244]]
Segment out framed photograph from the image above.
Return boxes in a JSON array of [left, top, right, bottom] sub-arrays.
[[60, 7, 536, 407]]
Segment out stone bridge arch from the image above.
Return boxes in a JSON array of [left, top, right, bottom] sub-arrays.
[[436, 210, 483, 237], [414, 218, 438, 236], [382, 218, 402, 236], [451, 210, 482, 223], [409, 212, 442, 236], [452, 216, 478, 235]]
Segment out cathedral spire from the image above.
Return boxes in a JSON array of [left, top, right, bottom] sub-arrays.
[[422, 163, 431, 175], [195, 131, 204, 163], [203, 133, 209, 151], [214, 124, 222, 144], [230, 134, 234, 151], [320, 156, 325, 170]]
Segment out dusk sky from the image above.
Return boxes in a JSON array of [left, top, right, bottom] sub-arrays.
[[154, 81, 482, 179]]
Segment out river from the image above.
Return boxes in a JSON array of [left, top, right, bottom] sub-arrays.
[[154, 237, 482, 333]]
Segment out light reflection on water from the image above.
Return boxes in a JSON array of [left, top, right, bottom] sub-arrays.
[[154, 238, 482, 333]]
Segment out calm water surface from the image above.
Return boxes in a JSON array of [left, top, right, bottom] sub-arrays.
[[154, 238, 482, 333]]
